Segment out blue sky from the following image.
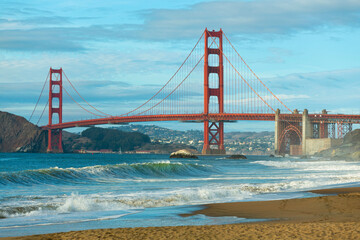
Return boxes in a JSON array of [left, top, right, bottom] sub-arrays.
[[0, 0, 359, 132]]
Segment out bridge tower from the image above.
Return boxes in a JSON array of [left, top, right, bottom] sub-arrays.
[[202, 29, 226, 155], [47, 68, 63, 153]]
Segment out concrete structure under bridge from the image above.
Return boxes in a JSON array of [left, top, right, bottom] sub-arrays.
[[275, 109, 357, 156]]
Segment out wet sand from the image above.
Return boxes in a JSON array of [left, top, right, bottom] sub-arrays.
[[309, 186, 360, 195], [3, 187, 360, 240], [181, 187, 360, 222]]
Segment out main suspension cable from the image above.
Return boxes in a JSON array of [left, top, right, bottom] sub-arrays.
[[136, 54, 205, 116], [223, 32, 292, 113], [29, 70, 50, 122], [36, 99, 48, 126], [118, 32, 205, 117], [62, 85, 106, 117], [62, 71, 112, 117], [206, 30, 276, 112], [133, 34, 215, 116]]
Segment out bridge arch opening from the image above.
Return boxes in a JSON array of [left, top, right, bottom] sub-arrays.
[[207, 37, 219, 48], [209, 96, 219, 113], [50, 113, 60, 124], [208, 54, 219, 67], [279, 125, 302, 155], [209, 73, 219, 88], [52, 85, 60, 94], [52, 98, 59, 108]]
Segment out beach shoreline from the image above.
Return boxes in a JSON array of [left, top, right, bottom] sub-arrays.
[[2, 186, 360, 240], [181, 186, 360, 222]]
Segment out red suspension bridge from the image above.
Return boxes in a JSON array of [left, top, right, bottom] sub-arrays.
[[30, 29, 360, 155]]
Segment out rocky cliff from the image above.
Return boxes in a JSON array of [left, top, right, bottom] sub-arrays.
[[0, 111, 199, 154], [0, 111, 47, 152], [315, 129, 360, 160]]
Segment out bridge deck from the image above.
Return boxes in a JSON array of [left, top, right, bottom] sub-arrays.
[[41, 113, 360, 130]]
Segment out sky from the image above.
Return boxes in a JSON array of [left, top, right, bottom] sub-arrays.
[[0, 0, 359, 132]]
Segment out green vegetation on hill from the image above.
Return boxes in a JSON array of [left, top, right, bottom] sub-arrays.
[[138, 143, 198, 154], [79, 127, 150, 151], [114, 124, 274, 154]]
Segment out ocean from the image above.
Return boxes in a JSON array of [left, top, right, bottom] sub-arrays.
[[1, 153, 360, 237]]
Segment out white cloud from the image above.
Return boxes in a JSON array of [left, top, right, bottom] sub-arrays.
[[136, 0, 360, 40], [1, 0, 360, 51], [276, 94, 311, 100]]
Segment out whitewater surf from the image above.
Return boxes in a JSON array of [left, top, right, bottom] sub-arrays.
[[1, 153, 359, 237]]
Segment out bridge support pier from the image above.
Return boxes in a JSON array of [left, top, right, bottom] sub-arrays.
[[202, 120, 225, 155], [47, 68, 63, 153], [319, 109, 328, 138], [302, 109, 312, 155], [274, 109, 281, 155], [47, 129, 63, 153], [202, 29, 226, 155], [275, 109, 302, 156]]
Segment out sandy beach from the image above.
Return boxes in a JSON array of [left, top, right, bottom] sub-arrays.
[[2, 186, 360, 240]]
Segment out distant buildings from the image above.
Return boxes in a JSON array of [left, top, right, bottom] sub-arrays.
[[112, 124, 274, 155]]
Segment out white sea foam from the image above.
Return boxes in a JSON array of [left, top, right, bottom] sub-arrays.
[[2, 154, 360, 236], [0, 212, 139, 229], [3, 171, 360, 219], [77, 178, 357, 209], [252, 160, 360, 171], [57, 193, 113, 213]]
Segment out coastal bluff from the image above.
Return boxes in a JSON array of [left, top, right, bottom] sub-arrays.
[[315, 129, 360, 160], [0, 111, 47, 152], [0, 111, 196, 154], [0, 112, 152, 153]]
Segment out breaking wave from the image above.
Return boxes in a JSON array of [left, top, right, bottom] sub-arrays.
[[2, 172, 360, 219], [0, 161, 215, 186]]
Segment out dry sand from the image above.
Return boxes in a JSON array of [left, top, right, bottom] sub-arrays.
[[3, 187, 360, 240], [3, 222, 360, 240]]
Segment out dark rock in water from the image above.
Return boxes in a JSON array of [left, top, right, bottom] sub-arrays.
[[226, 154, 247, 159], [170, 149, 198, 159], [269, 154, 275, 157]]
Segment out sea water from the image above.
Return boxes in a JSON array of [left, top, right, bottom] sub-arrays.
[[1, 153, 360, 237]]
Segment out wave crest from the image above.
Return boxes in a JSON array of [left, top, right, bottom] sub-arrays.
[[0, 161, 215, 186]]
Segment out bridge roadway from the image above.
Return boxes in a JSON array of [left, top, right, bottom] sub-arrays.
[[42, 113, 360, 130]]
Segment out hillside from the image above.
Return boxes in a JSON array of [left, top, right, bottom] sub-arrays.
[[75, 127, 151, 152], [0, 111, 153, 153], [0, 111, 275, 154], [0, 111, 47, 152], [137, 143, 198, 154], [114, 124, 274, 154], [315, 129, 360, 160]]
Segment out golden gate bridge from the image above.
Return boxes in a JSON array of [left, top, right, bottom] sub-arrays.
[[29, 29, 360, 155]]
